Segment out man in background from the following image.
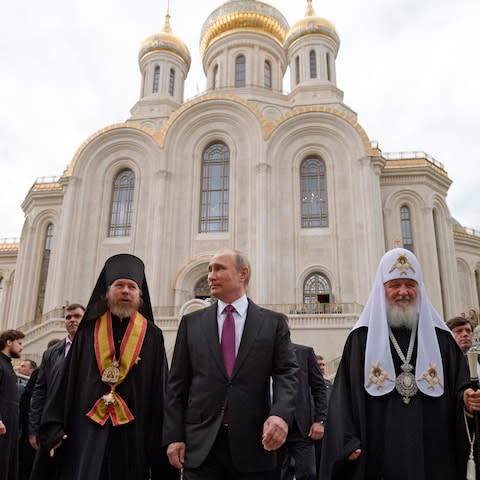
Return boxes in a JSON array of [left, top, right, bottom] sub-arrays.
[[18, 359, 37, 378], [17, 359, 37, 397], [314, 354, 332, 476], [273, 342, 327, 480], [29, 304, 85, 479], [29, 303, 85, 450], [446, 316, 474, 355], [0, 329, 25, 480]]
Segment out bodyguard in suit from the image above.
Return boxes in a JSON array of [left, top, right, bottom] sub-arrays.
[[314, 354, 333, 477], [274, 343, 327, 480], [164, 248, 299, 479], [28, 303, 84, 478]]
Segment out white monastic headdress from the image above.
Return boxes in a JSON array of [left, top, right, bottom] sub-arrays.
[[354, 248, 449, 398]]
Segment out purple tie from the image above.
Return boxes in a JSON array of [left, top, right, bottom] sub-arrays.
[[221, 305, 236, 378]]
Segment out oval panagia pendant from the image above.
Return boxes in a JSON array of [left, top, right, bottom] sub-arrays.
[[395, 363, 418, 404]]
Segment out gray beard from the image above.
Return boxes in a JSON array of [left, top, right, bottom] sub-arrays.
[[387, 303, 418, 330], [109, 305, 134, 319]]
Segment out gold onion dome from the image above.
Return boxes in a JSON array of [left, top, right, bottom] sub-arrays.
[[200, 0, 290, 55], [139, 13, 191, 69], [285, 0, 339, 49]]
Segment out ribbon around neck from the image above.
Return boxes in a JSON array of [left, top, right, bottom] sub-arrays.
[[86, 311, 147, 426]]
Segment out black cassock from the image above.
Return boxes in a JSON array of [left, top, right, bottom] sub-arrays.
[[320, 326, 470, 480], [0, 352, 19, 480], [38, 315, 178, 480]]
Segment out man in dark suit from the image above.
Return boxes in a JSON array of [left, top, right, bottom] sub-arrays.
[[28, 303, 84, 478], [314, 354, 333, 478], [274, 343, 327, 480], [28, 303, 85, 449], [164, 248, 299, 479]]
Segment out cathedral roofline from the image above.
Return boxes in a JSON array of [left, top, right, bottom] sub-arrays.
[[65, 95, 376, 178]]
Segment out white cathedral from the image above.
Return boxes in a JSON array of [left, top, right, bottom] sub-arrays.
[[1, 0, 479, 367]]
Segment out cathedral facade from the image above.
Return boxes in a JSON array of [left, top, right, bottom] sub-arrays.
[[1, 0, 479, 364]]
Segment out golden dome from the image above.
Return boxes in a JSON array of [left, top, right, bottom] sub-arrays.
[[200, 0, 290, 55], [139, 13, 191, 69], [285, 0, 339, 49]]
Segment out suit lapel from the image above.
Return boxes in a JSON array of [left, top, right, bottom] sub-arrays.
[[232, 300, 264, 377], [203, 302, 227, 376]]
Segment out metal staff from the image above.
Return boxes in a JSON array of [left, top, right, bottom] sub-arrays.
[[467, 340, 480, 478]]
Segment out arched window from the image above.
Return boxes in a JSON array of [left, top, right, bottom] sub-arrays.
[[264, 60, 272, 89], [303, 272, 330, 305], [194, 276, 210, 300], [213, 64, 219, 90], [295, 56, 300, 85], [235, 55, 246, 87], [109, 169, 135, 237], [326, 52, 331, 81], [153, 66, 160, 93], [35, 223, 54, 321], [168, 68, 175, 96], [400, 205, 414, 252], [199, 143, 230, 233], [300, 157, 328, 228], [309, 50, 317, 79]]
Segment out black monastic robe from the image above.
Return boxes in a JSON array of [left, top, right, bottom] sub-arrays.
[[0, 351, 20, 480], [38, 315, 178, 480], [320, 326, 470, 480]]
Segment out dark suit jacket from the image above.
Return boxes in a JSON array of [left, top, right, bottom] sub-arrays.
[[163, 299, 299, 472], [29, 339, 67, 436], [291, 343, 327, 437]]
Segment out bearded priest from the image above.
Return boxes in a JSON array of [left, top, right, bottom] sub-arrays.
[[36, 254, 178, 480], [320, 248, 480, 480]]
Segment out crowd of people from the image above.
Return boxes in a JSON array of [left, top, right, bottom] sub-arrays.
[[1, 248, 480, 479]]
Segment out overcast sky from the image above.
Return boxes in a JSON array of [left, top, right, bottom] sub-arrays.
[[1, 0, 478, 237]]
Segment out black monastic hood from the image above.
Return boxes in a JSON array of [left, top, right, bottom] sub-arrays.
[[80, 254, 154, 326]]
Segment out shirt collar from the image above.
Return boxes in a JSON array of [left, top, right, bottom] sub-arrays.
[[218, 294, 248, 316]]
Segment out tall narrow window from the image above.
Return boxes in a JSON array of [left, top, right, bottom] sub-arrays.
[[264, 60, 272, 89], [168, 68, 175, 96], [303, 272, 330, 305], [153, 66, 160, 93], [309, 50, 317, 79], [213, 64, 219, 90], [400, 205, 414, 251], [199, 143, 230, 233], [35, 223, 54, 321], [142, 69, 147, 96], [326, 53, 331, 81], [109, 169, 135, 237], [300, 157, 328, 228], [295, 56, 300, 85], [235, 55, 246, 87]]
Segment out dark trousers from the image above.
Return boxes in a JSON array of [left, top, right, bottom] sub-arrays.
[[273, 422, 316, 480], [315, 438, 323, 479], [183, 426, 271, 480]]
